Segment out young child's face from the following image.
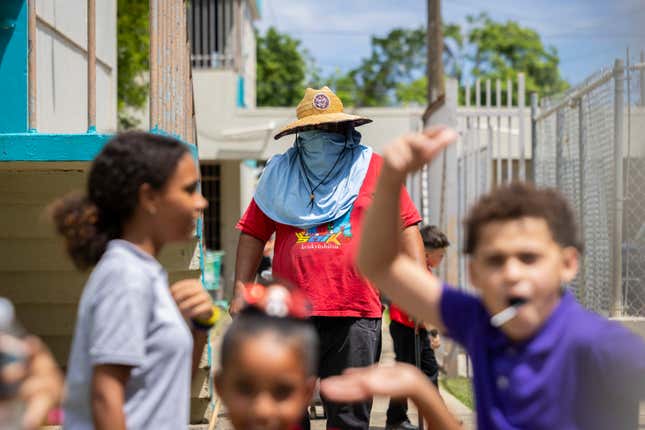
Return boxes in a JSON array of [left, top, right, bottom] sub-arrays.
[[469, 217, 579, 341], [216, 333, 314, 430], [424, 247, 446, 269]]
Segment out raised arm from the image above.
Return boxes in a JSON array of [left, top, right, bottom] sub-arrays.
[[357, 128, 457, 331], [320, 364, 461, 430]]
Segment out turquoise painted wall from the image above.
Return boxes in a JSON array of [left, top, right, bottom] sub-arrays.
[[237, 75, 246, 108], [0, 131, 198, 162], [0, 0, 28, 133]]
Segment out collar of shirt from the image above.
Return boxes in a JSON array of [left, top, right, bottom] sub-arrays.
[[107, 239, 165, 276]]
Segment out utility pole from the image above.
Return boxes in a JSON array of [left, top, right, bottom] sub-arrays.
[[424, 0, 445, 122], [419, 4, 444, 430]]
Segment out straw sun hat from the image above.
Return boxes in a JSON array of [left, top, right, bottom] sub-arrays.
[[274, 86, 372, 140]]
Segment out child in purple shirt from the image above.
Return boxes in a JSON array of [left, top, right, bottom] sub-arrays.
[[354, 127, 645, 429]]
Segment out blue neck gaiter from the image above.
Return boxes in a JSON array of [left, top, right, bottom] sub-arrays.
[[253, 128, 373, 229]]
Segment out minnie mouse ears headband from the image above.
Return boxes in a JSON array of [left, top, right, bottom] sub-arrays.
[[241, 282, 311, 319]]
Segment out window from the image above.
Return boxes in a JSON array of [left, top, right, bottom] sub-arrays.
[[188, 0, 235, 68], [200, 163, 221, 250]]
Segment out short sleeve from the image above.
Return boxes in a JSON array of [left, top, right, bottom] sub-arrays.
[[88, 267, 153, 367], [236, 198, 276, 242], [399, 185, 422, 228], [439, 284, 482, 347]]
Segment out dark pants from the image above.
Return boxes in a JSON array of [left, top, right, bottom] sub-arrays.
[[386, 320, 439, 426], [301, 317, 382, 430]]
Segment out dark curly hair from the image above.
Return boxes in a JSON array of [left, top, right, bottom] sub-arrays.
[[464, 182, 583, 255], [420, 225, 450, 249], [220, 307, 319, 377], [50, 131, 189, 270]]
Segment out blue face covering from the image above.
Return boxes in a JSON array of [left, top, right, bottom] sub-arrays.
[[253, 128, 373, 229]]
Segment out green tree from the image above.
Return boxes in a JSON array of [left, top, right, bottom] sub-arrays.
[[117, 0, 149, 129], [339, 16, 567, 107], [256, 27, 308, 106], [338, 25, 464, 107], [394, 23, 465, 106], [467, 13, 568, 101], [350, 27, 427, 107]]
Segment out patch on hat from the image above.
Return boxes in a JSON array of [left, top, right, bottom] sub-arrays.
[[312, 93, 330, 110]]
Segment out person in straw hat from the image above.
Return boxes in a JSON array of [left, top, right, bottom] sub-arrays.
[[234, 87, 425, 430]]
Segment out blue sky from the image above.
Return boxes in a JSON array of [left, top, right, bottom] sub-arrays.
[[256, 0, 645, 87]]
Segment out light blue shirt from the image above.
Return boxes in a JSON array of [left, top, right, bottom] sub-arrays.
[[64, 240, 193, 430]]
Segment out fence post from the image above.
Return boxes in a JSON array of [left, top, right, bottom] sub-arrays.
[[475, 79, 481, 197], [555, 108, 564, 189], [577, 98, 587, 303], [507, 79, 513, 181], [640, 50, 645, 107], [150, 0, 159, 128], [496, 79, 502, 184], [87, 0, 96, 132], [611, 59, 625, 317], [486, 79, 493, 190], [28, 0, 37, 132], [518, 73, 526, 180], [530, 93, 538, 182]]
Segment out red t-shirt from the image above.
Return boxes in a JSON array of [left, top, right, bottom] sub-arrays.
[[236, 154, 422, 318], [390, 267, 433, 328], [390, 267, 434, 328], [389, 304, 416, 328]]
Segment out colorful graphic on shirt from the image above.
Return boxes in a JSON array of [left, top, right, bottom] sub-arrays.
[[295, 209, 352, 249]]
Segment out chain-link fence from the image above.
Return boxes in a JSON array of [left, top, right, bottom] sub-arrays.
[[534, 58, 645, 317]]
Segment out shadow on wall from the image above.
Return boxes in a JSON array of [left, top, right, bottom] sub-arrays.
[[0, 0, 24, 64]]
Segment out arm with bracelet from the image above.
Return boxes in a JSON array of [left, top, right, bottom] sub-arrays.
[[170, 280, 222, 375]]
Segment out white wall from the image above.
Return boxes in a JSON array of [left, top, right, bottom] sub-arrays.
[[241, 0, 256, 108], [193, 70, 424, 160], [35, 0, 117, 133]]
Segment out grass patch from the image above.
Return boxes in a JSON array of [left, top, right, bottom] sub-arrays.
[[440, 376, 474, 410]]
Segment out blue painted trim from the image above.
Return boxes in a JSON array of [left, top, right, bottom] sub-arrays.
[[237, 75, 246, 108], [149, 126, 198, 159], [0, 133, 111, 161], [0, 0, 28, 133], [255, 0, 262, 17]]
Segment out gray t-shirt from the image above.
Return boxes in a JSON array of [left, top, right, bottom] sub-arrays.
[[63, 240, 193, 430]]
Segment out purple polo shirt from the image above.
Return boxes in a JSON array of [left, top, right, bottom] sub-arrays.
[[441, 285, 645, 430]]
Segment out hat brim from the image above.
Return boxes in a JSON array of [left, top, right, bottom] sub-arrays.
[[274, 112, 373, 140]]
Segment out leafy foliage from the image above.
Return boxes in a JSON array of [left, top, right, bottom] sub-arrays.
[[326, 16, 567, 107], [256, 27, 308, 106], [253, 15, 569, 107], [117, 0, 149, 129], [466, 13, 569, 103]]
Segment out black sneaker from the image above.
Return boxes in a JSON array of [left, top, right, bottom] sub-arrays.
[[385, 420, 418, 430]]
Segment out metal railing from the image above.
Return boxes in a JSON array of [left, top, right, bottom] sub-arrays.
[[456, 74, 529, 289], [188, 0, 237, 70]]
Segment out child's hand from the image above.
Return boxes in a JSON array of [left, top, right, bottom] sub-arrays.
[[19, 337, 64, 430], [227, 281, 246, 317], [382, 127, 458, 176], [170, 279, 213, 321], [320, 363, 424, 402]]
